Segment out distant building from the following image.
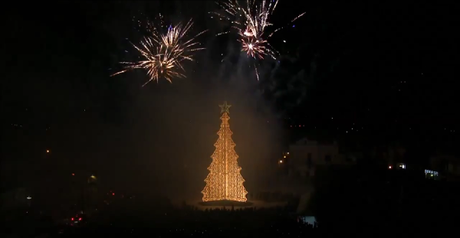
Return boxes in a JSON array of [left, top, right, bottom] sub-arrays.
[[370, 145, 407, 166], [424, 169, 439, 180], [0, 187, 31, 211], [429, 155, 460, 181], [285, 138, 352, 179]]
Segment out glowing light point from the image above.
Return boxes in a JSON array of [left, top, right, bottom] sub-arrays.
[[46, 149, 50, 153], [202, 102, 248, 202]]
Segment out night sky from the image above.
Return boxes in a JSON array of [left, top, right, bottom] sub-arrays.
[[2, 1, 458, 199]]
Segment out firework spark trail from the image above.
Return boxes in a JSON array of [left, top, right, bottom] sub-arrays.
[[112, 18, 207, 86], [213, 0, 305, 80]]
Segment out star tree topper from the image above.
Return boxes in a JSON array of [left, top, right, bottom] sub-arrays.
[[219, 101, 231, 114]]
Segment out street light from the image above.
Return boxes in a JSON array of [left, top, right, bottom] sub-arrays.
[[88, 175, 97, 184]]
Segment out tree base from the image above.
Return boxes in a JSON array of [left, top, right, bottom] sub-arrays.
[[199, 200, 253, 207]]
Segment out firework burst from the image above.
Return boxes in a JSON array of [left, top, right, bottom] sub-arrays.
[[213, 0, 305, 80], [112, 18, 207, 86]]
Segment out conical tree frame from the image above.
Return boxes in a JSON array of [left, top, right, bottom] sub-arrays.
[[201, 102, 248, 202]]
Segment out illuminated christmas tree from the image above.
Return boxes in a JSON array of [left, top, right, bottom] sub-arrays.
[[202, 101, 248, 202]]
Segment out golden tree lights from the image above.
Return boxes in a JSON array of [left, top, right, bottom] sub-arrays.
[[202, 102, 248, 202]]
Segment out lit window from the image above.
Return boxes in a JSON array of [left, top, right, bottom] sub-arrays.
[[424, 169, 439, 179]]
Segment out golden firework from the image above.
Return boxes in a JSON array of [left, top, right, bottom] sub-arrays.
[[213, 0, 305, 80], [112, 18, 207, 85]]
